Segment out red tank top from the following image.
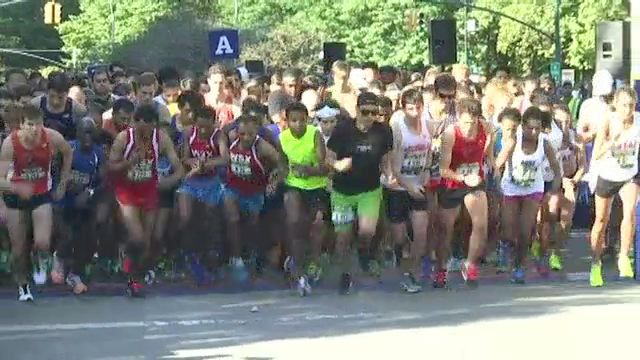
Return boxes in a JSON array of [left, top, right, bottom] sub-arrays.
[[10, 129, 52, 195], [226, 136, 267, 195], [115, 128, 159, 193], [188, 127, 221, 177], [443, 122, 487, 190]]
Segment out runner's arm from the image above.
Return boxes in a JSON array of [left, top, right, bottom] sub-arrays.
[[494, 138, 516, 174], [593, 115, 613, 160], [258, 139, 287, 183], [439, 126, 461, 182], [543, 139, 562, 190], [571, 142, 587, 183], [159, 130, 185, 186], [181, 126, 198, 168], [108, 131, 133, 172], [48, 129, 73, 192], [0, 138, 15, 190], [203, 132, 230, 170]]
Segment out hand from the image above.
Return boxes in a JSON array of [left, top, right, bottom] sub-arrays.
[[407, 184, 426, 200], [333, 157, 352, 173], [10, 182, 33, 200], [185, 158, 199, 169], [185, 167, 200, 179], [463, 174, 482, 187], [562, 177, 576, 189], [51, 185, 65, 201]]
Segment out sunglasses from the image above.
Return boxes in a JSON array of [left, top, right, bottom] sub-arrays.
[[360, 109, 379, 116], [438, 93, 456, 100]]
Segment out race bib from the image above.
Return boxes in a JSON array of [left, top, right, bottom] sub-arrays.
[[22, 167, 46, 182], [230, 153, 253, 179], [511, 161, 538, 187], [331, 206, 355, 226], [127, 159, 153, 182], [455, 163, 480, 177], [611, 140, 638, 169], [71, 170, 91, 186], [401, 150, 428, 176]]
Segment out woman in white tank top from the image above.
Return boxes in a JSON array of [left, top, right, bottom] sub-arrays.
[[496, 107, 561, 284], [589, 87, 640, 287]]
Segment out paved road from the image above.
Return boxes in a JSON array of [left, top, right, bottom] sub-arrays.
[[0, 231, 638, 360]]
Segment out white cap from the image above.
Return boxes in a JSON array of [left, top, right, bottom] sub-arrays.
[[316, 105, 340, 119], [592, 69, 613, 96]]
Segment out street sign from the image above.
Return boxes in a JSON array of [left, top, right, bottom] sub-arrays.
[[550, 61, 561, 84], [561, 69, 575, 86], [208, 29, 240, 60]]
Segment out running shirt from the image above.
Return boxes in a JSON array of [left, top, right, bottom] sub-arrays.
[[226, 137, 267, 195], [425, 110, 457, 189], [114, 128, 160, 202], [40, 96, 75, 140], [599, 113, 640, 182], [501, 132, 545, 196], [188, 127, 221, 177], [61, 140, 103, 206], [443, 122, 487, 190], [542, 119, 564, 182], [10, 129, 52, 195], [327, 120, 393, 195], [387, 112, 431, 190], [280, 125, 327, 190], [169, 115, 187, 146]]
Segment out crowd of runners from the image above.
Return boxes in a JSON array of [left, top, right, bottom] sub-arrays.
[[0, 60, 636, 302]]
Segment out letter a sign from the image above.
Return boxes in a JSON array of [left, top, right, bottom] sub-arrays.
[[208, 29, 240, 60]]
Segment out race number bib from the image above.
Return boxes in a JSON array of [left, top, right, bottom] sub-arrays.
[[230, 153, 252, 179], [71, 170, 91, 186], [22, 167, 46, 182], [127, 159, 153, 182], [401, 151, 428, 176], [331, 206, 355, 226], [511, 161, 538, 187], [455, 163, 480, 177]]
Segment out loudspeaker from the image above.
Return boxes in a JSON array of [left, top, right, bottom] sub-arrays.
[[596, 21, 631, 80], [429, 19, 457, 65], [245, 60, 265, 75], [323, 42, 347, 73]]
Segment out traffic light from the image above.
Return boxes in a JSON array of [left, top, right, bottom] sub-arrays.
[[44, 1, 62, 25]]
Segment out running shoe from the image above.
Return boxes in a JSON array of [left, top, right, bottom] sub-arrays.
[[618, 255, 634, 279], [368, 259, 382, 279], [400, 272, 422, 294], [50, 253, 65, 285], [65, 273, 88, 295], [421, 257, 432, 282], [432, 269, 447, 289], [447, 257, 463, 272], [144, 270, 157, 285], [590, 262, 604, 287], [549, 252, 563, 271], [496, 240, 511, 274], [17, 284, 33, 302], [297, 275, 312, 297], [306, 261, 322, 284], [536, 255, 550, 278], [339, 272, 353, 295], [460, 261, 479, 285], [230, 257, 249, 283], [511, 267, 525, 285], [126, 279, 145, 298]]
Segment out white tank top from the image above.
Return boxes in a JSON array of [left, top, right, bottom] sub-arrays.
[[542, 119, 564, 181], [599, 113, 640, 182], [501, 132, 546, 196], [385, 113, 431, 189]]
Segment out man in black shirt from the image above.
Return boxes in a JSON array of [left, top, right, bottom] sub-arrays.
[[326, 92, 393, 294]]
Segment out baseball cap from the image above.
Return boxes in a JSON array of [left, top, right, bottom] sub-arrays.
[[357, 92, 379, 107]]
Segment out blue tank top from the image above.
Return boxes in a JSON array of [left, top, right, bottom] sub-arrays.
[[58, 140, 103, 207], [41, 96, 75, 140]]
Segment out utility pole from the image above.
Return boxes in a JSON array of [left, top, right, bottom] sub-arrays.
[[464, 0, 469, 64], [551, 0, 563, 84]]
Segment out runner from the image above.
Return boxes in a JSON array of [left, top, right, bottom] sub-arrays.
[[325, 92, 393, 294], [438, 98, 492, 286], [32, 71, 86, 140], [387, 89, 432, 293], [326, 61, 357, 118], [280, 102, 329, 296], [0, 104, 73, 302], [223, 115, 285, 282], [52, 119, 105, 294], [553, 104, 586, 271], [496, 107, 561, 284], [103, 98, 134, 139], [108, 104, 184, 297], [589, 87, 640, 286], [177, 105, 228, 285]]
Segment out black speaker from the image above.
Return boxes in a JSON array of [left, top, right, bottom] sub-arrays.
[[429, 19, 457, 65], [323, 42, 347, 73], [245, 60, 265, 75], [596, 21, 630, 80]]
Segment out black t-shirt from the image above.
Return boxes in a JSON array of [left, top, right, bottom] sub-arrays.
[[327, 120, 393, 195]]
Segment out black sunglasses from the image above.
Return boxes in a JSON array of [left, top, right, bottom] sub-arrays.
[[438, 93, 456, 100], [360, 109, 378, 116]]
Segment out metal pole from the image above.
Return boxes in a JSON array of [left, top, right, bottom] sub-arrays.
[[234, 0, 239, 25], [464, 0, 469, 64], [554, 0, 562, 71], [110, 0, 116, 53]]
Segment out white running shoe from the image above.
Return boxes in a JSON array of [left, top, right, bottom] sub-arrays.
[[18, 284, 34, 302]]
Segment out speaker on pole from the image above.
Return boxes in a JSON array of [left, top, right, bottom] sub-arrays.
[[596, 21, 631, 80], [323, 42, 347, 73], [429, 19, 457, 65]]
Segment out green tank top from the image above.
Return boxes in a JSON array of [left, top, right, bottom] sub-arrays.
[[280, 125, 327, 190]]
